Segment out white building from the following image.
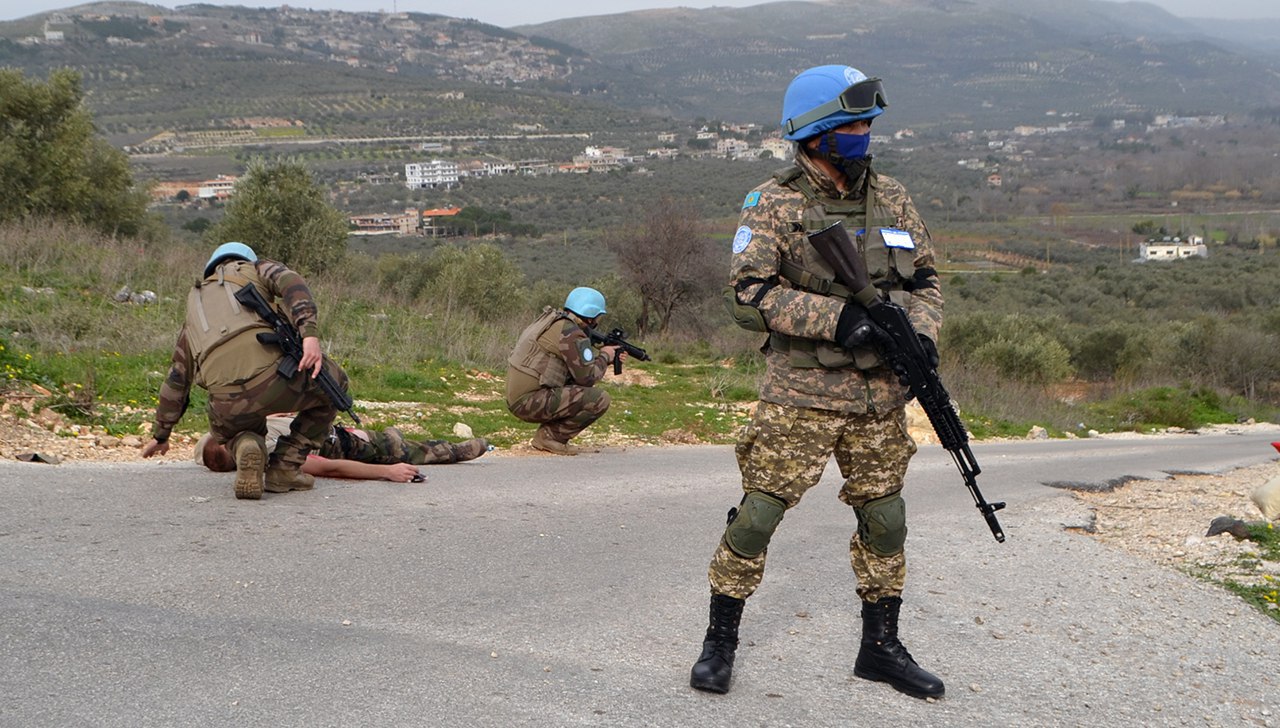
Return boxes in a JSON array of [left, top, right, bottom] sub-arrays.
[[717, 138, 750, 157], [197, 175, 238, 201], [760, 138, 791, 160], [1139, 236, 1208, 261], [405, 160, 459, 189]]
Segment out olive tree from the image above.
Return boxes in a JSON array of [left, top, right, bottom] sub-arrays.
[[207, 157, 349, 274], [0, 68, 148, 236]]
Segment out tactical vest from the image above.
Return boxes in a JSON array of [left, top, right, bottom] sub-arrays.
[[770, 165, 916, 370], [506, 308, 573, 401], [184, 260, 279, 388]]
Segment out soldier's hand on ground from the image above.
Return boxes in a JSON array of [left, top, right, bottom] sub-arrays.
[[140, 438, 169, 458], [383, 463, 424, 482], [300, 336, 323, 378]]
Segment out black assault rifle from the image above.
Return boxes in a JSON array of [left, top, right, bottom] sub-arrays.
[[587, 327, 651, 375], [233, 282, 361, 426], [808, 222, 1006, 542]]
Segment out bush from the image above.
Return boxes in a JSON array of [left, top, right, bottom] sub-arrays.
[[206, 157, 349, 274], [0, 68, 149, 236]]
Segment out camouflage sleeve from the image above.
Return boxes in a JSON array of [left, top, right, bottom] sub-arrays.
[[152, 326, 193, 441], [557, 323, 608, 386], [729, 185, 843, 340], [883, 178, 943, 341], [256, 259, 320, 339]]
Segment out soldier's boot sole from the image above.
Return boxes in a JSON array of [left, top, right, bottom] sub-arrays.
[[233, 440, 265, 501]]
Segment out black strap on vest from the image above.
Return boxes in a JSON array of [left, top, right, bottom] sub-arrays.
[[734, 276, 779, 306]]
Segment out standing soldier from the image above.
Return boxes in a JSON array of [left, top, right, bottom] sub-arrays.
[[141, 242, 350, 500], [506, 287, 621, 455], [691, 64, 946, 699]]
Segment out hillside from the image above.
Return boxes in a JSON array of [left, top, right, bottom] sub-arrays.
[[516, 0, 1280, 129], [2, 1, 1278, 141], [0, 2, 653, 143]]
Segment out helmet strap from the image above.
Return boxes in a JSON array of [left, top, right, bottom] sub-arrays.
[[808, 131, 874, 192]]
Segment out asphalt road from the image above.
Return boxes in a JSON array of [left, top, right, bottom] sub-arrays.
[[4, 429, 1280, 727]]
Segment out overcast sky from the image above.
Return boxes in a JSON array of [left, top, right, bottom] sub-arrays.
[[2, 0, 1277, 26]]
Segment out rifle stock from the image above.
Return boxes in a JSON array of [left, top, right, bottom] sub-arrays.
[[233, 283, 361, 426], [806, 223, 1006, 542]]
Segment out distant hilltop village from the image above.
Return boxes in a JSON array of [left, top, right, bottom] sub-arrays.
[[16, 6, 576, 87]]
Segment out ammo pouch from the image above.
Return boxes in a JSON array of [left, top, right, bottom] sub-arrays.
[[769, 331, 880, 370], [723, 286, 768, 333]]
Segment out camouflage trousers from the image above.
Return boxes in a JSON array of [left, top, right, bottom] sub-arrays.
[[207, 357, 349, 468], [707, 400, 917, 603], [320, 426, 461, 465], [507, 385, 610, 443]]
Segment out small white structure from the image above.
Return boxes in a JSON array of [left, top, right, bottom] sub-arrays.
[[1139, 235, 1207, 261]]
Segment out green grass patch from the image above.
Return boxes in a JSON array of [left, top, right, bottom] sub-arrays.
[[1086, 385, 1239, 432], [255, 127, 307, 138], [1194, 524, 1280, 624]]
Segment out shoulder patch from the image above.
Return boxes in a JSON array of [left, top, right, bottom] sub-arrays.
[[741, 191, 761, 210], [577, 338, 594, 362], [732, 226, 754, 254]]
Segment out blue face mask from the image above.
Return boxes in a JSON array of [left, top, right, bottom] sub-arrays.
[[816, 131, 871, 161]]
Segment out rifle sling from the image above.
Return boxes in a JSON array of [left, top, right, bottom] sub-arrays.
[[778, 259, 857, 300]]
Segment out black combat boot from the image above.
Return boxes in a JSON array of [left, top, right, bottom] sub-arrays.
[[853, 596, 945, 699], [689, 593, 745, 694]]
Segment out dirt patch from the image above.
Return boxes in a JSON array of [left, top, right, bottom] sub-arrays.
[[1070, 455, 1280, 591]]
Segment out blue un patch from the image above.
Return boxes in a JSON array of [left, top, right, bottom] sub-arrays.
[[732, 226, 754, 254]]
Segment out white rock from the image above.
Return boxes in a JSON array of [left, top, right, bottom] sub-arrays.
[[452, 422, 474, 438]]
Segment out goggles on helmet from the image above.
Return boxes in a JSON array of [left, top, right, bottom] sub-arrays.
[[783, 78, 887, 138]]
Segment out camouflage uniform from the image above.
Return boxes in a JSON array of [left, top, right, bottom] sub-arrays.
[[265, 417, 477, 465], [709, 150, 943, 602], [151, 258, 348, 469], [505, 307, 612, 444]]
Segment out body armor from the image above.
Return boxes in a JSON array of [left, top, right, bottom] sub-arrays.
[[184, 260, 279, 388], [769, 165, 916, 371], [506, 308, 572, 403]]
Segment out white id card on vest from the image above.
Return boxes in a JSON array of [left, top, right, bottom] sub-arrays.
[[880, 228, 915, 249]]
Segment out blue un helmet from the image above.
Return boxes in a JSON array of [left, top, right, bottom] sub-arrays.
[[203, 242, 257, 278], [781, 65, 887, 141], [564, 287, 607, 319]]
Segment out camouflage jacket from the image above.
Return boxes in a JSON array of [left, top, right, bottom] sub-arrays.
[[729, 151, 943, 414], [506, 307, 609, 404], [151, 259, 321, 441]]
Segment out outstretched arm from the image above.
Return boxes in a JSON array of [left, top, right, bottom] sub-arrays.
[[301, 457, 424, 482]]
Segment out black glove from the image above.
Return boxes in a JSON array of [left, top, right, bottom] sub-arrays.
[[917, 334, 939, 369], [835, 304, 884, 350]]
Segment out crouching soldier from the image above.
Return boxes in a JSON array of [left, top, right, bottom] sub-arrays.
[[505, 287, 622, 455], [141, 242, 350, 500]]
